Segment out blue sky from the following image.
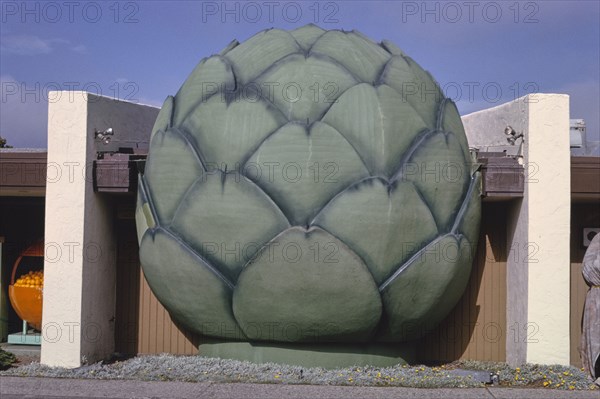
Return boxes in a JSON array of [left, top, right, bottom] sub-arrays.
[[1, 0, 599, 148]]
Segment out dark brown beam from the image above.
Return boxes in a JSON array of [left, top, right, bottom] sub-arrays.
[[0, 150, 47, 196], [571, 156, 600, 202]]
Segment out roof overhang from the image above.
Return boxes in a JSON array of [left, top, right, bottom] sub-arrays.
[[0, 150, 47, 197]]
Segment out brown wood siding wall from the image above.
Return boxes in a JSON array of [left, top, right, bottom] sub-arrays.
[[569, 203, 600, 367], [116, 203, 508, 361], [114, 215, 200, 355], [419, 203, 507, 363], [136, 269, 201, 355]]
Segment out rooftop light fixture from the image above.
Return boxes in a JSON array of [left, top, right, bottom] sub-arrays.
[[505, 125, 524, 145], [94, 128, 114, 145]]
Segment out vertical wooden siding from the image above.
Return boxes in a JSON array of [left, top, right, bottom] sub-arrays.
[[136, 269, 201, 355], [419, 203, 507, 363], [116, 203, 508, 361], [114, 215, 200, 355], [569, 203, 600, 367]]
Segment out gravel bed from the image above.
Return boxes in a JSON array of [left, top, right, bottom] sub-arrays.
[[1, 354, 597, 390]]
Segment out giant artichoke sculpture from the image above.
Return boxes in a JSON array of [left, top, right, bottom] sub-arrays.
[[136, 25, 481, 350]]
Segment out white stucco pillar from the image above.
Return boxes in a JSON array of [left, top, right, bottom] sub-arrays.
[[462, 94, 571, 366], [41, 92, 158, 367], [524, 94, 570, 365], [41, 92, 89, 367]]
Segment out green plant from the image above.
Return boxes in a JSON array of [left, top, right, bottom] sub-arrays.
[[136, 25, 481, 346], [0, 135, 13, 148], [0, 348, 16, 370]]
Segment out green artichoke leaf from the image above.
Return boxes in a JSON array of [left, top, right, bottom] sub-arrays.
[[438, 99, 473, 163], [224, 28, 301, 85], [218, 39, 239, 56], [377, 234, 474, 341], [313, 178, 438, 285], [135, 179, 155, 245], [140, 228, 244, 340], [453, 172, 482, 247], [254, 54, 358, 123], [232, 226, 382, 343], [290, 24, 326, 51], [310, 30, 391, 83], [171, 171, 290, 282], [150, 96, 173, 141], [245, 121, 370, 226], [381, 39, 406, 56], [180, 95, 287, 169], [380, 56, 441, 129], [322, 83, 428, 178], [172, 56, 235, 125], [144, 128, 205, 224], [404, 56, 444, 104], [397, 130, 469, 233]]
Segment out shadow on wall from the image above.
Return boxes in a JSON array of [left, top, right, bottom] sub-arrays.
[[114, 212, 141, 355]]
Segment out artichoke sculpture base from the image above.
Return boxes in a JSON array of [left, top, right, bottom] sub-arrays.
[[198, 340, 416, 369]]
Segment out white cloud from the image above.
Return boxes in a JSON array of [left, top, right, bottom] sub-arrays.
[[1, 35, 53, 56], [71, 44, 87, 54], [0, 35, 86, 56]]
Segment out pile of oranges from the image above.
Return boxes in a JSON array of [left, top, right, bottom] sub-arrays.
[[13, 270, 44, 288]]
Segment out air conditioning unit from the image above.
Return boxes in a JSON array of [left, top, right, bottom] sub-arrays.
[[570, 119, 586, 149]]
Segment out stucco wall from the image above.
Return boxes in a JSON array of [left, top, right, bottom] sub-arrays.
[[525, 94, 570, 365], [462, 97, 528, 156], [41, 92, 158, 367], [462, 94, 571, 366]]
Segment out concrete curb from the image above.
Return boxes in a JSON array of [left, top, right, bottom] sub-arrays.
[[1, 376, 597, 399]]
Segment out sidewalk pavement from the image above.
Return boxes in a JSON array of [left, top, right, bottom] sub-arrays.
[[1, 376, 597, 399]]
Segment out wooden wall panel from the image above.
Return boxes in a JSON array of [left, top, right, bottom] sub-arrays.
[[114, 213, 200, 356], [136, 271, 200, 355], [419, 203, 507, 363]]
